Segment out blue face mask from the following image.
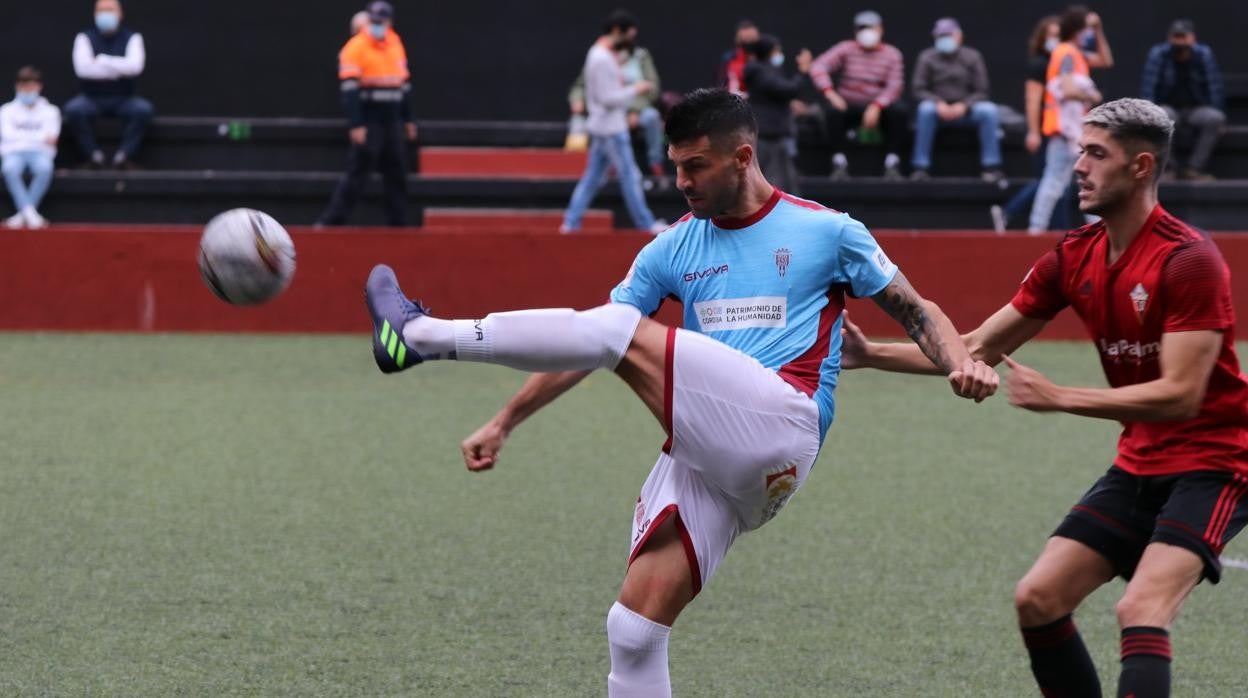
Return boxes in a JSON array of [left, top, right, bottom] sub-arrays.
[[95, 11, 119, 33], [16, 90, 39, 106], [769, 53, 785, 67], [935, 35, 958, 54], [1044, 37, 1059, 53], [369, 22, 386, 40]]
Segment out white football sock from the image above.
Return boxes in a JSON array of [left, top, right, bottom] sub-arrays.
[[606, 601, 671, 698], [403, 303, 641, 371], [401, 316, 457, 359]]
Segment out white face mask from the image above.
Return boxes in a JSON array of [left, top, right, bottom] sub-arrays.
[[857, 28, 881, 48], [1044, 37, 1059, 53], [770, 53, 785, 67]]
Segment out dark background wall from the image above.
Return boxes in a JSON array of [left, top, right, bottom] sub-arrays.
[[2, 1, 1245, 121]]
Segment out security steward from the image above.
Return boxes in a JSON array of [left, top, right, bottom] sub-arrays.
[[319, 1, 417, 227]]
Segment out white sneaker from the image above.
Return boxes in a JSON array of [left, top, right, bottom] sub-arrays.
[[558, 224, 577, 235], [648, 219, 669, 235], [4, 212, 25, 229], [22, 207, 47, 229], [989, 205, 1006, 234]]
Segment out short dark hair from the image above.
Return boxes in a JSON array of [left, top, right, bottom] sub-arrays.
[[15, 66, 41, 83], [748, 35, 779, 62], [603, 9, 638, 35], [736, 19, 757, 31], [1058, 5, 1089, 42], [664, 88, 758, 151]]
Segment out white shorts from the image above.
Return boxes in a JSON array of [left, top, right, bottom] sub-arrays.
[[628, 328, 822, 595]]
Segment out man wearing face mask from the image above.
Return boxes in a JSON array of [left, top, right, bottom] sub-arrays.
[[560, 10, 664, 234], [743, 35, 812, 195], [319, 1, 418, 227], [809, 10, 907, 180], [1141, 19, 1225, 181], [909, 18, 1003, 183], [719, 20, 759, 97], [1, 67, 60, 229], [64, 0, 151, 170]]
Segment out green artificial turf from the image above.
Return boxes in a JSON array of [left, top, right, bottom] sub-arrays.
[[0, 334, 1243, 696]]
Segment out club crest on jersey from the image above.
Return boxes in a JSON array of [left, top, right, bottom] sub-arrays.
[[774, 248, 791, 277], [1130, 283, 1149, 321]]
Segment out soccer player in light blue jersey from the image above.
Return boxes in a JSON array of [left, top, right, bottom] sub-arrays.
[[364, 88, 997, 696]]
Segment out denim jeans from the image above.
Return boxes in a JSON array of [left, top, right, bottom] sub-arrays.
[[63, 94, 154, 159], [636, 107, 664, 169], [1029, 136, 1079, 232], [562, 132, 656, 231], [1003, 138, 1074, 230], [2, 151, 54, 211], [910, 100, 1002, 170]]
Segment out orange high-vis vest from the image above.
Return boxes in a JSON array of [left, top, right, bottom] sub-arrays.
[[338, 28, 409, 88], [1041, 42, 1090, 137]]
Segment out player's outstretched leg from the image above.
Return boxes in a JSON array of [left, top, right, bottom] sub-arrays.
[[364, 264, 641, 374]]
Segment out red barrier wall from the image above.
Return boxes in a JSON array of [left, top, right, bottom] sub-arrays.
[[4, 226, 1247, 339]]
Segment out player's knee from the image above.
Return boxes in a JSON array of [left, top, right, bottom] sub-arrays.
[[1014, 577, 1067, 625], [579, 303, 642, 369], [1115, 591, 1170, 629]]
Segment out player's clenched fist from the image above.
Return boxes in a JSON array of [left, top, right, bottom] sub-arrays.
[[948, 358, 999, 402], [461, 419, 509, 472]]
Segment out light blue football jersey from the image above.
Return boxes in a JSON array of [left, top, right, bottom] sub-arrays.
[[609, 189, 899, 441]]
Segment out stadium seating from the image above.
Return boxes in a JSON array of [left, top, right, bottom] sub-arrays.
[[38, 74, 1248, 230]]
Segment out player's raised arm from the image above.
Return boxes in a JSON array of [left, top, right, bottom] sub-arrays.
[[867, 272, 998, 401]]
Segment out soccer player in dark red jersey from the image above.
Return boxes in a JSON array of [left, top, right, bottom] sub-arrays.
[[841, 98, 1248, 698]]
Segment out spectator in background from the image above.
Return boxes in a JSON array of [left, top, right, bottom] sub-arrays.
[[1028, 5, 1102, 234], [569, 42, 666, 185], [1, 67, 60, 229], [64, 0, 151, 169], [909, 18, 1003, 183], [992, 16, 1066, 232], [1075, 7, 1115, 70], [319, 1, 418, 228], [1141, 19, 1225, 181], [994, 12, 1111, 232], [560, 10, 664, 234], [743, 35, 811, 195], [719, 20, 759, 96], [810, 10, 907, 180], [350, 10, 369, 35]]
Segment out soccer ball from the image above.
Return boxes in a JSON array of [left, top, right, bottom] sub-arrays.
[[197, 208, 296, 305]]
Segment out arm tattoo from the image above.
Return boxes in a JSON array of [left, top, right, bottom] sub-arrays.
[[872, 273, 957, 373]]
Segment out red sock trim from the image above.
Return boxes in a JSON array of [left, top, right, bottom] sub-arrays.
[[1121, 627, 1171, 661], [1021, 615, 1077, 650]]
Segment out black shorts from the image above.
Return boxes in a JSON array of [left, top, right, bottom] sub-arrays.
[[1053, 465, 1248, 583]]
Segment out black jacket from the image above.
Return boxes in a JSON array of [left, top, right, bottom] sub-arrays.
[[743, 61, 809, 139]]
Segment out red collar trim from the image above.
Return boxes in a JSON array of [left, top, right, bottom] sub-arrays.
[[712, 187, 782, 230]]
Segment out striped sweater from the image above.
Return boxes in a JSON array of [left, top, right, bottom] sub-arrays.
[[810, 40, 905, 108]]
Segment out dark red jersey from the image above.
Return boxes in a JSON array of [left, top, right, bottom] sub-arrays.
[[1012, 205, 1248, 476]]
